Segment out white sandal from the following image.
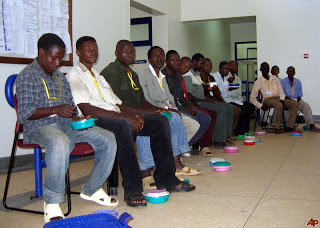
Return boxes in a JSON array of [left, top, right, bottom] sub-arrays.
[[44, 202, 65, 223], [80, 188, 119, 207]]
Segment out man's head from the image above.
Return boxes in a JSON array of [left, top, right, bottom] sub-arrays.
[[271, 65, 280, 76], [286, 66, 296, 78], [76, 36, 98, 66], [166, 50, 180, 73], [203, 58, 213, 74], [191, 53, 205, 72], [260, 62, 270, 77], [148, 46, 165, 71], [219, 61, 229, 77], [228, 60, 238, 74], [115, 40, 135, 67], [37, 33, 66, 75], [179, 57, 192, 75]]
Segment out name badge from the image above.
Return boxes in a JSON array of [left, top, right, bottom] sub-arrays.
[[266, 90, 272, 95]]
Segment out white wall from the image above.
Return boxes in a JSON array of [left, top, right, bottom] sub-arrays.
[[182, 0, 320, 114], [230, 22, 257, 60], [0, 0, 130, 158]]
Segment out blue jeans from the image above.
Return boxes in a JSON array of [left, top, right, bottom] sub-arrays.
[[137, 112, 190, 170], [182, 109, 211, 146], [30, 123, 117, 204]]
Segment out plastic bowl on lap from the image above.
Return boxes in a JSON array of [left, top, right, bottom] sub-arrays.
[[224, 146, 239, 153], [229, 83, 240, 88], [69, 118, 97, 130]]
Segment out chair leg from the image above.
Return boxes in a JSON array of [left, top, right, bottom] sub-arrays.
[[107, 162, 118, 196], [2, 133, 43, 215], [64, 169, 72, 217], [33, 147, 43, 198]]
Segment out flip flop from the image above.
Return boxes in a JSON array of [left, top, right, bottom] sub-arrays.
[[44, 202, 65, 223], [80, 188, 119, 207], [200, 147, 214, 156], [172, 181, 196, 192], [142, 176, 157, 190], [124, 192, 147, 207], [175, 165, 201, 176]]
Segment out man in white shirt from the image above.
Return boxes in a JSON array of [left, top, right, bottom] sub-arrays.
[[223, 60, 255, 135]]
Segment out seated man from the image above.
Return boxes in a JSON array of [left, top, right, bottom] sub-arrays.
[[179, 57, 218, 155], [281, 66, 319, 132], [16, 33, 118, 223], [67, 37, 195, 199], [250, 62, 299, 134], [101, 40, 201, 177], [271, 65, 281, 80], [163, 50, 214, 155], [215, 60, 255, 135], [183, 53, 235, 148]]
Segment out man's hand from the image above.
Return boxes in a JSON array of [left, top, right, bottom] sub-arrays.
[[228, 87, 238, 91], [185, 106, 196, 116], [53, 104, 77, 118], [261, 104, 268, 111], [122, 113, 144, 132], [297, 97, 301, 102], [227, 77, 235, 83]]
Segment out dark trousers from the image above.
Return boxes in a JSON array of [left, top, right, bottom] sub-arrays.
[[96, 114, 180, 194], [231, 102, 255, 135], [195, 107, 217, 148], [182, 109, 211, 146]]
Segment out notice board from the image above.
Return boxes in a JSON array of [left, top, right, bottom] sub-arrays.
[[0, 0, 72, 66]]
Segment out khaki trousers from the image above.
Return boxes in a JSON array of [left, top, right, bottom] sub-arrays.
[[298, 100, 314, 125], [263, 98, 299, 129]]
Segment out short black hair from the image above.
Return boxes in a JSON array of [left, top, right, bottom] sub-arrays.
[[219, 61, 228, 68], [37, 33, 65, 51], [148, 46, 164, 59], [76, 36, 96, 50], [271, 65, 279, 70], [191, 53, 204, 62], [166, 50, 178, 60], [116, 40, 133, 52]]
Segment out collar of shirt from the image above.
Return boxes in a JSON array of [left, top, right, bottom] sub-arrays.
[[149, 64, 166, 78], [33, 59, 60, 79], [261, 74, 277, 82]]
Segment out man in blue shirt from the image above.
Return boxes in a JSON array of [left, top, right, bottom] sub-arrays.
[[281, 66, 319, 131]]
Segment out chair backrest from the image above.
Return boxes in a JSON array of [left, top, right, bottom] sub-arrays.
[[5, 74, 18, 108], [5, 74, 23, 134]]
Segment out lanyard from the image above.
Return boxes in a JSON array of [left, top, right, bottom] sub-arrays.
[[196, 74, 210, 85], [291, 80, 295, 96], [42, 75, 62, 106], [267, 76, 271, 89], [126, 68, 139, 90], [90, 70, 105, 101], [156, 72, 164, 89]]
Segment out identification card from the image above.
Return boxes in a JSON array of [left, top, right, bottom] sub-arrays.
[[266, 90, 272, 95]]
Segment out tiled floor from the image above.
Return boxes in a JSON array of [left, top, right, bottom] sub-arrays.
[[1, 126, 319, 228]]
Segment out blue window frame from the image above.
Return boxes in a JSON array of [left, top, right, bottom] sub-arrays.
[[131, 17, 152, 47]]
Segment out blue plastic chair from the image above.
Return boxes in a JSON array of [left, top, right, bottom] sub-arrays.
[[2, 74, 118, 216]]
